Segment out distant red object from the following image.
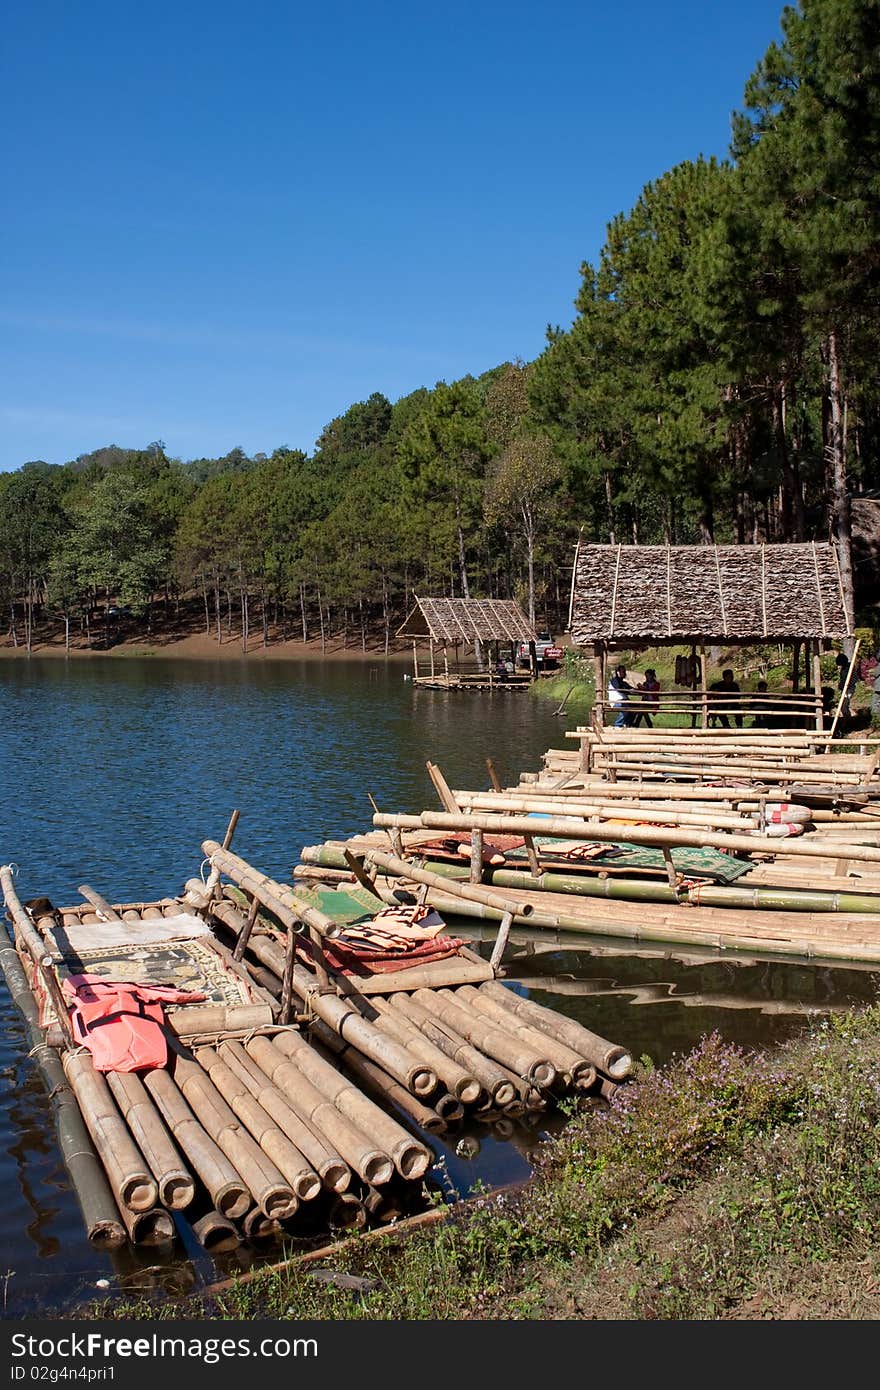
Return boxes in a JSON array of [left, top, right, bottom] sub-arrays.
[[544, 646, 563, 659]]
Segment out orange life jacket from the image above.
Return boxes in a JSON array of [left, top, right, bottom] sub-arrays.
[[61, 973, 207, 1072]]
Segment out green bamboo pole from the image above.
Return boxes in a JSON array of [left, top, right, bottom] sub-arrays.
[[0, 938, 126, 1248]]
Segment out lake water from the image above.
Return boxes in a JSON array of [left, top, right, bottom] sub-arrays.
[[1, 656, 877, 1314]]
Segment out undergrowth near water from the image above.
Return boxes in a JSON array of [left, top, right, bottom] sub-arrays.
[[85, 1007, 880, 1321]]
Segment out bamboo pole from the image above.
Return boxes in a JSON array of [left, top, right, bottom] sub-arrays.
[[367, 995, 482, 1103], [141, 1067, 251, 1219], [363, 847, 535, 918], [426, 761, 460, 813], [479, 981, 633, 1078], [0, 866, 76, 1047], [388, 809, 880, 868], [195, 1046, 323, 1201], [169, 1045, 299, 1221], [453, 984, 596, 1084], [0, 938, 126, 1248], [105, 1070, 195, 1210], [286, 966, 437, 1096], [385, 993, 514, 1105], [218, 1041, 350, 1193], [77, 885, 121, 920], [168, 1003, 274, 1037], [308, 1019, 448, 1135], [412, 988, 556, 1089], [62, 1052, 158, 1211], [244, 1035, 395, 1187], [271, 1031, 433, 1180]]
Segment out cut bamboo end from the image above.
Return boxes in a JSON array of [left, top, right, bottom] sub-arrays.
[[433, 1093, 465, 1123], [192, 1210, 241, 1251], [328, 1193, 368, 1230]]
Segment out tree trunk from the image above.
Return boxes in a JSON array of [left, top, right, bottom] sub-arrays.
[[299, 581, 308, 643], [826, 328, 855, 654], [202, 575, 210, 636], [604, 472, 617, 544]]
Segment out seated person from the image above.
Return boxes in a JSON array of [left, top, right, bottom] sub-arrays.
[[708, 668, 742, 728]]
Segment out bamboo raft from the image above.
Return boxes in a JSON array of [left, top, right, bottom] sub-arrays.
[[293, 738, 880, 967], [1, 826, 631, 1256]]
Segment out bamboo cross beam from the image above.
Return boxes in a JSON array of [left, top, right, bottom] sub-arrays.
[[371, 810, 880, 867], [363, 847, 534, 919]]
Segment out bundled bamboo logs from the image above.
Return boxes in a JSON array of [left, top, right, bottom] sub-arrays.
[[479, 981, 633, 1080], [142, 1066, 252, 1220], [194, 1046, 323, 1201], [105, 1070, 195, 1210], [244, 1035, 395, 1187], [0, 938, 126, 1249], [62, 1053, 158, 1212], [271, 1030, 433, 1181], [168, 1045, 299, 1221], [217, 1040, 351, 1193]]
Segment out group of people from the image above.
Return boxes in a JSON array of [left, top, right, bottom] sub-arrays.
[[605, 651, 876, 731], [607, 666, 660, 727]]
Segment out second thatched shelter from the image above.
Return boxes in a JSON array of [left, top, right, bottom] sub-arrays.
[[567, 541, 853, 728]]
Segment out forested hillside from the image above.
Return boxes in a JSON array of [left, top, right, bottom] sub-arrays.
[[2, 0, 878, 653]]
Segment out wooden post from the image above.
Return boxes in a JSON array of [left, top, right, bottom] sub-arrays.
[[412, 642, 418, 679], [826, 638, 861, 749], [280, 924, 297, 1025], [813, 647, 824, 732], [342, 850, 384, 900], [77, 885, 121, 921], [444, 647, 450, 682], [523, 834, 541, 877], [591, 642, 605, 741], [429, 640, 435, 680], [529, 640, 538, 679], [426, 760, 460, 813], [232, 894, 260, 961], [699, 645, 708, 730], [489, 910, 514, 974], [661, 846, 678, 892], [222, 809, 240, 852], [485, 757, 502, 792], [469, 828, 483, 884]]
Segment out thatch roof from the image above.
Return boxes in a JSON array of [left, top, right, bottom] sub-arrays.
[[569, 542, 852, 644], [397, 596, 537, 645]]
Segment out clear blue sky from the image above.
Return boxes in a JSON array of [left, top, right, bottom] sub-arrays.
[[2, 0, 786, 472]]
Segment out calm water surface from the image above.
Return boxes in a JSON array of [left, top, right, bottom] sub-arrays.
[[1, 656, 877, 1314]]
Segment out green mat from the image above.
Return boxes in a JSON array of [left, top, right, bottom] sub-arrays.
[[509, 837, 753, 884]]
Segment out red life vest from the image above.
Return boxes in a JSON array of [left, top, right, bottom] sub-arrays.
[[61, 974, 207, 1072]]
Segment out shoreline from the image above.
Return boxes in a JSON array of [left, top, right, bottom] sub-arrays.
[[0, 630, 416, 663]]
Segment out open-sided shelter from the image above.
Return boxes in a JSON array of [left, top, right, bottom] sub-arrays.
[[568, 542, 853, 727], [397, 596, 539, 686]]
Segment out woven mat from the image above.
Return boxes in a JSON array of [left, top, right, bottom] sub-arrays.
[[508, 837, 753, 884]]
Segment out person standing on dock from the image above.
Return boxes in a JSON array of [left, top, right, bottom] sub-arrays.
[[632, 669, 660, 727], [708, 669, 743, 728], [608, 664, 636, 727]]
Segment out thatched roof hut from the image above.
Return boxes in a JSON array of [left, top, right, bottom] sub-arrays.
[[569, 542, 852, 646], [397, 596, 537, 646]]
